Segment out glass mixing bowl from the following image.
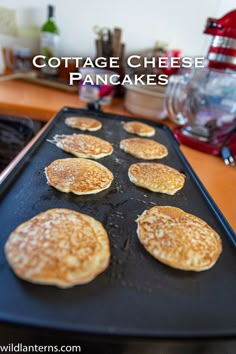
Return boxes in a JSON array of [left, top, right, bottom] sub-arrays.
[[165, 67, 236, 142]]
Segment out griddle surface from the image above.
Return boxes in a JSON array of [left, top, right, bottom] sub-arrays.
[[0, 107, 235, 339]]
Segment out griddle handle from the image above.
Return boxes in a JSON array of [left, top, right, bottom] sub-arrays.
[[86, 101, 102, 112]]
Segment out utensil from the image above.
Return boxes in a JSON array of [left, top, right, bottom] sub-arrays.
[[93, 25, 109, 41], [93, 25, 111, 57], [112, 28, 122, 57]]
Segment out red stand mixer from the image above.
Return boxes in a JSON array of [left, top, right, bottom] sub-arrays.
[[206, 9, 236, 71], [167, 9, 236, 165]]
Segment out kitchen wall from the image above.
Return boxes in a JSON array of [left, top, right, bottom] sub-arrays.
[[218, 0, 236, 15], [1, 0, 232, 57]]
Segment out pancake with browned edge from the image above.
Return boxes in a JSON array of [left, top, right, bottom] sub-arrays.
[[120, 138, 168, 159], [48, 134, 113, 159], [65, 117, 102, 131], [137, 206, 222, 271], [128, 162, 185, 195], [123, 121, 155, 137], [5, 208, 110, 288], [45, 158, 113, 195]]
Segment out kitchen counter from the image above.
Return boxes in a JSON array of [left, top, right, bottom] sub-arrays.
[[0, 80, 235, 231]]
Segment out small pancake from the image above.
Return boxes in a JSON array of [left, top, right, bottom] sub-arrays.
[[48, 134, 113, 159], [128, 163, 185, 195], [65, 117, 102, 131], [45, 158, 113, 195], [5, 208, 110, 288], [120, 138, 168, 159], [137, 206, 222, 272], [123, 121, 155, 137]]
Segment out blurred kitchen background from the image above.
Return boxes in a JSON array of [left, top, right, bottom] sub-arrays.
[[0, 0, 235, 58], [1, 0, 236, 168]]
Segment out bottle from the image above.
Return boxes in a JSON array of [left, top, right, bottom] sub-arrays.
[[40, 5, 59, 76]]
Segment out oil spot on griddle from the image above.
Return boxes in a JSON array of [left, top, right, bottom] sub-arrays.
[[39, 194, 51, 201], [34, 170, 41, 177], [123, 237, 130, 251]]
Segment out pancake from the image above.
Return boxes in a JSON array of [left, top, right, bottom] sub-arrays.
[[48, 134, 113, 159], [5, 208, 110, 288], [123, 121, 155, 137], [137, 206, 222, 272], [128, 163, 185, 195], [120, 138, 168, 159], [65, 117, 102, 131], [45, 158, 113, 195]]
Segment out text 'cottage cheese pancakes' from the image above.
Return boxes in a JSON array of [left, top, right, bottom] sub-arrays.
[[45, 158, 114, 195], [137, 206, 222, 272], [5, 209, 111, 288]]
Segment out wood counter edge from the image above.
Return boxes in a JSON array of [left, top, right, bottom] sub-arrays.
[[0, 102, 56, 122]]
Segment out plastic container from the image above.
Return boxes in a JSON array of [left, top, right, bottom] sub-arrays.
[[79, 68, 118, 104]]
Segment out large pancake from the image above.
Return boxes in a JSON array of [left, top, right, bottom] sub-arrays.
[[65, 117, 102, 131], [45, 158, 113, 195], [128, 163, 185, 195], [123, 121, 155, 137], [137, 206, 222, 271], [48, 134, 113, 159], [5, 208, 110, 288], [120, 138, 168, 159]]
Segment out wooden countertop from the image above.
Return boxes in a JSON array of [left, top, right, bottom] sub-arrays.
[[0, 80, 235, 231]]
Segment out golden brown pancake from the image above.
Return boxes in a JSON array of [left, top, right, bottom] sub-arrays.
[[123, 121, 155, 137], [45, 158, 113, 195], [120, 138, 168, 159], [137, 206, 222, 272], [5, 208, 110, 288], [128, 163, 185, 195], [65, 117, 102, 131], [48, 134, 113, 159]]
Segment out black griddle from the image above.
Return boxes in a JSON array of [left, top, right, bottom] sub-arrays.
[[0, 107, 236, 340]]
